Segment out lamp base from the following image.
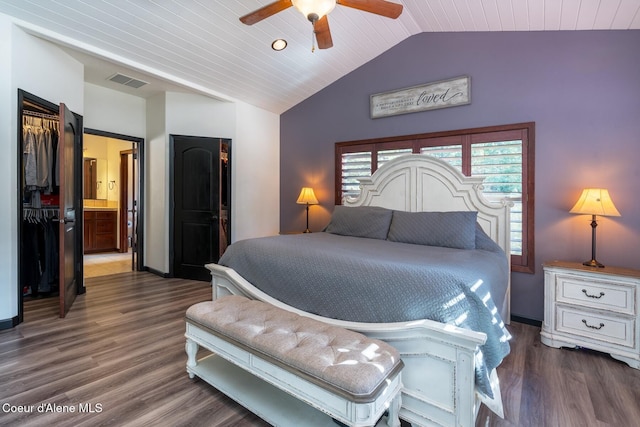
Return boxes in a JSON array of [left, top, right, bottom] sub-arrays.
[[583, 259, 605, 268], [303, 229, 312, 233]]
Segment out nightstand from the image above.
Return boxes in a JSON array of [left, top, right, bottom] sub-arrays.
[[541, 261, 640, 369]]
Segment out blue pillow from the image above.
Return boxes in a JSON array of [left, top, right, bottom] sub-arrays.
[[387, 211, 477, 249], [325, 206, 393, 240]]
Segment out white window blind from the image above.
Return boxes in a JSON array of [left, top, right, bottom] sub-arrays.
[[420, 145, 462, 169], [470, 140, 523, 256], [341, 151, 371, 199], [377, 148, 413, 168]]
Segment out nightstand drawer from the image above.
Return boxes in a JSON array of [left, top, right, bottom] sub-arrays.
[[542, 262, 640, 369], [556, 306, 635, 349], [556, 274, 636, 316]]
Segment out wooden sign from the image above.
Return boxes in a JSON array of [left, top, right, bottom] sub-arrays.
[[370, 76, 471, 119]]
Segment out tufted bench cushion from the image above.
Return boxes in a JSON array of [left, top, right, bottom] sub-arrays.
[[186, 295, 403, 402]]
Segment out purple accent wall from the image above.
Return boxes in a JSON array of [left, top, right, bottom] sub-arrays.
[[280, 31, 640, 321]]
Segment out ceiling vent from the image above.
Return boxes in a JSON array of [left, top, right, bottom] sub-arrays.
[[107, 73, 148, 89]]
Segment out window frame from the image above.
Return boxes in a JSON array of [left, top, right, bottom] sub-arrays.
[[335, 122, 535, 273]]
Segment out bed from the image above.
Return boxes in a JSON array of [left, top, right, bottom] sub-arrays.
[[206, 154, 512, 427]]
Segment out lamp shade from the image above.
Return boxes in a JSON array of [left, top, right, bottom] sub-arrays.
[[570, 188, 621, 217], [296, 187, 318, 205], [291, 0, 336, 19]]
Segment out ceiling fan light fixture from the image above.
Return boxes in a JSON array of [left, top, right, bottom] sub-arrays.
[[291, 0, 336, 21]]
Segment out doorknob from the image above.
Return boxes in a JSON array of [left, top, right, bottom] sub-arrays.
[[60, 209, 75, 224]]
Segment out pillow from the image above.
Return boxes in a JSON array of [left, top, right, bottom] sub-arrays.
[[387, 210, 478, 249], [325, 206, 393, 240], [475, 222, 502, 252]]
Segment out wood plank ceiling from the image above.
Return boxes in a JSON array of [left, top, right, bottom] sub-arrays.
[[0, 0, 638, 114]]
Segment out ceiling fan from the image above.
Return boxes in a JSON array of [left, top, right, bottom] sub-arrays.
[[240, 0, 403, 50]]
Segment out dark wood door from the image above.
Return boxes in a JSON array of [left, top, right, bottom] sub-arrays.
[[58, 103, 80, 317], [171, 136, 223, 281], [119, 149, 137, 270]]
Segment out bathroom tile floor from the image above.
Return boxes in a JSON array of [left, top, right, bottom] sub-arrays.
[[84, 251, 134, 278]]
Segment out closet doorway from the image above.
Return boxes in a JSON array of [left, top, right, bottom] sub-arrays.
[[83, 129, 144, 278], [18, 90, 84, 322]]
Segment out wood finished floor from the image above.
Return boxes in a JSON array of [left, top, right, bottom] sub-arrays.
[[1, 271, 639, 427]]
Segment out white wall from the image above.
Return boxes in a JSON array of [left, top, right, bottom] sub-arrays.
[[12, 32, 84, 113], [233, 102, 280, 241], [165, 92, 235, 138], [145, 93, 167, 273], [0, 14, 15, 324], [84, 83, 146, 138], [0, 18, 84, 323]]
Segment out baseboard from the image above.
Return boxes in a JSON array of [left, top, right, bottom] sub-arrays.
[[0, 316, 19, 330], [146, 267, 170, 278], [511, 315, 542, 327]]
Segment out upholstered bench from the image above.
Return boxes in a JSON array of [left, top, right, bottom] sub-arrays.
[[185, 295, 404, 427]]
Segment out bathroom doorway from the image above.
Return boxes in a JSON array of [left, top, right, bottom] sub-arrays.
[[83, 129, 144, 278]]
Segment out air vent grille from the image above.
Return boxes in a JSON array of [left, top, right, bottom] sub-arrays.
[[107, 73, 148, 89]]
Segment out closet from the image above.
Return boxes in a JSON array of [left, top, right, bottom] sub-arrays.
[[21, 106, 61, 298], [18, 89, 84, 322]]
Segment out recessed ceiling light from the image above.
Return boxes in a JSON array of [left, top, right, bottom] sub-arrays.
[[271, 39, 287, 51]]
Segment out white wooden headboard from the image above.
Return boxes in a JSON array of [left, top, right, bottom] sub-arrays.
[[344, 154, 512, 255]]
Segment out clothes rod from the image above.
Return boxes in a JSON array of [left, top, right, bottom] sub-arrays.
[[23, 110, 59, 120]]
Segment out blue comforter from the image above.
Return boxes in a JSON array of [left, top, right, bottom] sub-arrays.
[[218, 231, 511, 397]]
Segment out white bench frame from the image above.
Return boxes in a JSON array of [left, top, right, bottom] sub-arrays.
[[185, 321, 403, 427]]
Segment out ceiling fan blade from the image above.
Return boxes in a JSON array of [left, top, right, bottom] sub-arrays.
[[337, 0, 403, 19], [314, 15, 333, 49], [240, 0, 293, 25]]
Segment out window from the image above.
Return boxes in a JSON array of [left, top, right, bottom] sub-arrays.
[[340, 148, 372, 200], [335, 123, 535, 273]]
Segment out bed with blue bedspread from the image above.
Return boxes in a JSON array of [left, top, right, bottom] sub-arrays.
[[207, 154, 513, 427]]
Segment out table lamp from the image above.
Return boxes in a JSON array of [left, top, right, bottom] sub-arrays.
[[296, 187, 318, 233], [569, 188, 621, 268]]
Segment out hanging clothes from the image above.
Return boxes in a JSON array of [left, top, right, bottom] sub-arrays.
[[38, 217, 59, 293], [21, 111, 60, 298], [22, 209, 59, 296], [22, 114, 59, 198], [35, 124, 54, 193], [21, 221, 41, 296], [23, 126, 38, 189]]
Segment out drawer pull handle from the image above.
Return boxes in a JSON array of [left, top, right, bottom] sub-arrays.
[[582, 319, 605, 330], [582, 289, 605, 299]]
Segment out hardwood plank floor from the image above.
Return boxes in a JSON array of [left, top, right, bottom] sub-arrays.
[[0, 272, 269, 427], [477, 319, 640, 427], [2, 271, 639, 426]]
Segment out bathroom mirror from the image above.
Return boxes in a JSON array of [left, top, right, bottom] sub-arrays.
[[83, 157, 108, 200]]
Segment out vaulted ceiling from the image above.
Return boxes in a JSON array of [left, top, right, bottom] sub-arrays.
[[1, 0, 639, 114]]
